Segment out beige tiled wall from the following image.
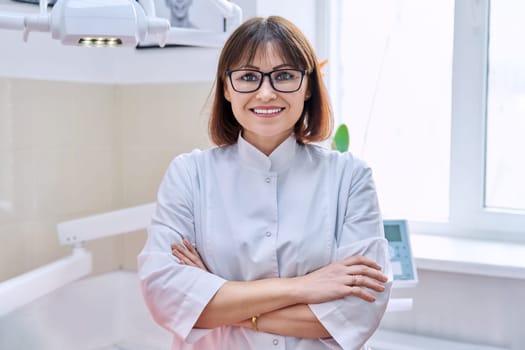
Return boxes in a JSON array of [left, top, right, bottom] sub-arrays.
[[0, 78, 214, 281], [116, 82, 214, 270]]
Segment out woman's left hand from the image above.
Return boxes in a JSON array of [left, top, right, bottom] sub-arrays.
[[171, 239, 210, 272]]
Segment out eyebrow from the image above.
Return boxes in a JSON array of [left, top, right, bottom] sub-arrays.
[[241, 63, 295, 70]]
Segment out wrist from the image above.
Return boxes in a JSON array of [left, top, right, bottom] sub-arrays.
[[288, 276, 306, 304]]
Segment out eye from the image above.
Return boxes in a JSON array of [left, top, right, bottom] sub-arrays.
[[273, 70, 297, 81], [238, 72, 260, 82]]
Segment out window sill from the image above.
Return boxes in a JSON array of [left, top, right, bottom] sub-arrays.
[[411, 233, 525, 280]]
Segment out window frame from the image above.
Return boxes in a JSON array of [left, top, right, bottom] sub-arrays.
[[325, 0, 525, 243]]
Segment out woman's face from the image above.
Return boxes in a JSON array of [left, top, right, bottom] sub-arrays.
[[224, 44, 310, 153]]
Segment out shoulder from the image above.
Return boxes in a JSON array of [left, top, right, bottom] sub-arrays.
[[167, 145, 235, 175], [167, 149, 201, 174], [303, 143, 370, 173], [301, 144, 374, 193]]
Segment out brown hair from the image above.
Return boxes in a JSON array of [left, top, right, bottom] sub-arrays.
[[208, 16, 333, 146]]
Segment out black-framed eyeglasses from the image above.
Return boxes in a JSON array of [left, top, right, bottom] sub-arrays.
[[225, 68, 307, 93]]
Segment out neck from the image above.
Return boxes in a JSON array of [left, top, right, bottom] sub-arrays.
[[242, 131, 292, 156]]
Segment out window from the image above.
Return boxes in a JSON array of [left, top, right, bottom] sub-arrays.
[[327, 0, 525, 241], [485, 2, 525, 212], [329, 0, 454, 222]]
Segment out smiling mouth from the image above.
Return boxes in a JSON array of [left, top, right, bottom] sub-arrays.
[[251, 108, 284, 117]]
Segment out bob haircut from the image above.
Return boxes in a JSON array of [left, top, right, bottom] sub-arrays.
[[209, 16, 333, 146]]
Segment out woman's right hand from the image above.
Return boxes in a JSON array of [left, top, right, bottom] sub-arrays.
[[294, 255, 388, 304]]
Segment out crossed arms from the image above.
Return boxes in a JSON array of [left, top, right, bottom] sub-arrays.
[[172, 239, 388, 339]]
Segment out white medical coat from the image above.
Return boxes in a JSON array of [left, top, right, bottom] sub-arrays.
[[138, 134, 392, 350]]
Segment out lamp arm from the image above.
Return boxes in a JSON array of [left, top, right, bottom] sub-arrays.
[[208, 0, 243, 31], [0, 0, 51, 41], [39, 0, 48, 14], [0, 13, 25, 30], [208, 0, 240, 18], [138, 0, 156, 17]]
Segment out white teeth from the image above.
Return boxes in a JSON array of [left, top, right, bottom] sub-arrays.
[[253, 108, 282, 114]]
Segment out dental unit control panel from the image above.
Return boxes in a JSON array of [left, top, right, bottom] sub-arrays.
[[384, 220, 418, 287]]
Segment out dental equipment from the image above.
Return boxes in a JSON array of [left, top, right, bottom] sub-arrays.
[[0, 0, 242, 48], [0, 0, 170, 47], [57, 202, 156, 246], [161, 0, 243, 48], [0, 202, 156, 317]]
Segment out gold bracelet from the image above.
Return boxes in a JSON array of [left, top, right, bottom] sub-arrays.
[[251, 315, 259, 331]]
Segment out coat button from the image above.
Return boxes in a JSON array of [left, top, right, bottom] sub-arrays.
[[273, 339, 279, 345], [265, 177, 271, 183], [266, 231, 272, 237]]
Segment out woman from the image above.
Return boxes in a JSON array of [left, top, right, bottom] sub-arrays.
[[138, 16, 392, 350]]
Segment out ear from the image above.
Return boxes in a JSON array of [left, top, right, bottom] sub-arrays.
[[304, 83, 312, 100], [224, 87, 232, 102], [305, 91, 311, 101]]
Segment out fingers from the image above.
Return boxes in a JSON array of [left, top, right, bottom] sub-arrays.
[[348, 274, 386, 293], [172, 246, 192, 265], [171, 240, 198, 264], [336, 273, 385, 302], [183, 239, 199, 255], [171, 239, 209, 271], [337, 256, 389, 302], [348, 286, 377, 302], [339, 256, 388, 284], [341, 255, 383, 270], [347, 264, 389, 283]]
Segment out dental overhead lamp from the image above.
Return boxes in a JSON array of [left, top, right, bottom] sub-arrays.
[[0, 0, 170, 47], [0, 0, 242, 48]]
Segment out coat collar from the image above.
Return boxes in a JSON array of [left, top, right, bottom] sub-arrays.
[[237, 133, 298, 173]]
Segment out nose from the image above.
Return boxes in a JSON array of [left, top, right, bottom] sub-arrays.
[[256, 76, 276, 101]]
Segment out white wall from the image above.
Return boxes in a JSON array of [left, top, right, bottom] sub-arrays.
[[255, 0, 318, 50]]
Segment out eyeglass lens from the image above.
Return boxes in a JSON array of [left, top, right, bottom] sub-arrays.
[[228, 69, 305, 93]]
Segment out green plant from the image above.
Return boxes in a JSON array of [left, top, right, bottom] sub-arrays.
[[318, 60, 350, 153], [331, 123, 350, 152]]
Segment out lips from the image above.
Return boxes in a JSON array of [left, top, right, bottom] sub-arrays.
[[251, 107, 284, 117]]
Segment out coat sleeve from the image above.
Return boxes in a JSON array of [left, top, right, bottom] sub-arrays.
[[309, 156, 393, 350], [137, 153, 227, 343]]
